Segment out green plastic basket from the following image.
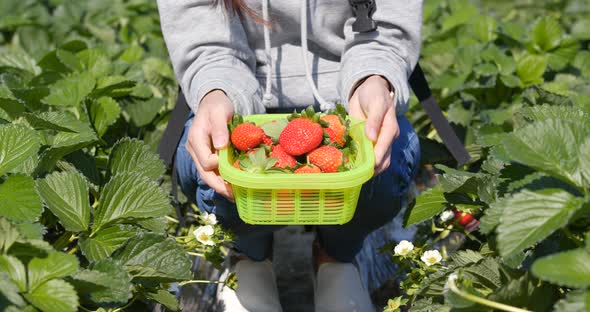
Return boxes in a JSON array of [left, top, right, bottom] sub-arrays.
[[218, 114, 374, 225]]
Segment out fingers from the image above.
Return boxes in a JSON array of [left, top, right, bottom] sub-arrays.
[[209, 108, 231, 149], [189, 120, 219, 172], [194, 157, 235, 202], [373, 106, 399, 175], [364, 96, 388, 142]]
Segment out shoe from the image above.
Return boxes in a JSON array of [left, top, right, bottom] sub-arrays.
[[314, 263, 375, 312], [217, 259, 283, 312]]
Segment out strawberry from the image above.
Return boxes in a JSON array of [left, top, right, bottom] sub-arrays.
[[321, 114, 346, 147], [233, 159, 241, 170], [294, 165, 321, 174], [308, 146, 343, 173], [231, 123, 264, 151], [262, 135, 273, 147], [279, 118, 323, 156], [270, 145, 297, 168]]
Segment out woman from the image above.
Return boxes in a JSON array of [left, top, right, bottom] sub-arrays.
[[157, 0, 422, 311]]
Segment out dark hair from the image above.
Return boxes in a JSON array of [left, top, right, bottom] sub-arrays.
[[213, 0, 272, 27], [215, 0, 266, 23]]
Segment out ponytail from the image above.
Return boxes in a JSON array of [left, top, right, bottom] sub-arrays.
[[215, 0, 266, 24]]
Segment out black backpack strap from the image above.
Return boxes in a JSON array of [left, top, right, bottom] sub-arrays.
[[158, 88, 191, 168], [409, 64, 471, 165]]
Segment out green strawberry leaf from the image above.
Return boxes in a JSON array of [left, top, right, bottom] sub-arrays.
[[36, 171, 91, 232], [25, 279, 79, 312], [0, 174, 43, 223], [260, 119, 288, 142], [532, 248, 590, 288], [0, 124, 41, 176]]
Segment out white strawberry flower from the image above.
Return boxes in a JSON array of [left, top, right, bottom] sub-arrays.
[[439, 210, 455, 223], [421, 250, 442, 266], [200, 211, 218, 225], [393, 240, 414, 256], [193, 225, 215, 246]]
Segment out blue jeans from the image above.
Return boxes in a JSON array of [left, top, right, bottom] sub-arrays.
[[176, 114, 420, 262]]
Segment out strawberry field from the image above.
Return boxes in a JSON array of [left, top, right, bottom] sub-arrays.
[[0, 0, 589, 311]]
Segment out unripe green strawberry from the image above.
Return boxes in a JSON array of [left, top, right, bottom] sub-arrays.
[[279, 118, 323, 156], [231, 123, 264, 151], [308, 146, 343, 173], [270, 145, 297, 168]]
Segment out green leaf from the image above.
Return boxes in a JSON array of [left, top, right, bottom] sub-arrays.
[[108, 138, 165, 181], [77, 49, 111, 79], [461, 257, 501, 289], [409, 298, 450, 312], [260, 119, 289, 142], [24, 111, 83, 132], [93, 173, 172, 232], [580, 138, 590, 187], [0, 124, 40, 176], [449, 250, 484, 266], [0, 255, 26, 292], [0, 218, 20, 252], [404, 184, 446, 226], [36, 171, 90, 232], [446, 102, 473, 126], [70, 259, 132, 305], [496, 189, 584, 258], [516, 54, 547, 86], [89, 97, 120, 137], [112, 233, 192, 282], [80, 225, 138, 262], [518, 105, 589, 125], [548, 38, 579, 71], [532, 248, 590, 288], [0, 175, 43, 222], [8, 240, 53, 264], [0, 48, 41, 76], [143, 289, 179, 311], [28, 252, 79, 291], [0, 272, 24, 307], [503, 118, 590, 188], [531, 17, 563, 52], [24, 279, 78, 312], [573, 51, 590, 78], [55, 49, 82, 72], [554, 289, 590, 312], [124, 97, 163, 127], [42, 73, 95, 107]]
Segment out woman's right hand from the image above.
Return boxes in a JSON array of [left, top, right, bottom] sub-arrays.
[[186, 90, 235, 201]]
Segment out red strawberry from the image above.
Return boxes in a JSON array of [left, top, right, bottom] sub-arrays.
[[270, 145, 297, 168], [231, 123, 264, 151], [233, 159, 242, 170], [308, 146, 343, 173], [279, 118, 323, 156], [321, 115, 346, 147], [294, 165, 321, 174], [262, 135, 273, 147]]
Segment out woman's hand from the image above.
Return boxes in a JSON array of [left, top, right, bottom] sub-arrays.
[[348, 75, 400, 175], [186, 90, 235, 201]]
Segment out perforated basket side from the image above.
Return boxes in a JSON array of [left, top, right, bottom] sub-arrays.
[[234, 186, 362, 225]]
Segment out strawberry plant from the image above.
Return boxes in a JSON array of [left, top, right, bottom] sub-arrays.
[[0, 1, 234, 311], [389, 0, 590, 311]]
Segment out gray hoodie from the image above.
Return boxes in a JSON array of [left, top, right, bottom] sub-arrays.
[[157, 0, 422, 116]]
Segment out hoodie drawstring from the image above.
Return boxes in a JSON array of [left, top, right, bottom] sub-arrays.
[[262, 0, 273, 106], [299, 0, 332, 110], [261, 0, 332, 110]]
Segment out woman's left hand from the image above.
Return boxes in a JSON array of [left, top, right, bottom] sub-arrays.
[[348, 75, 400, 175]]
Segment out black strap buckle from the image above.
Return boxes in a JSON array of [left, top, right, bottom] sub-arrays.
[[349, 0, 377, 33]]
